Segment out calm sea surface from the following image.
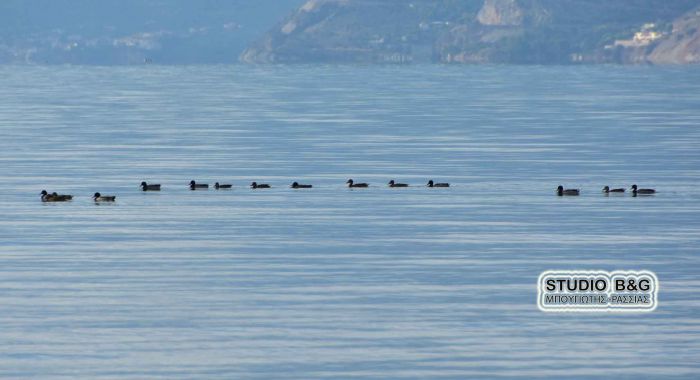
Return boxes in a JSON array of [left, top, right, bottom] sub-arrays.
[[0, 65, 699, 379]]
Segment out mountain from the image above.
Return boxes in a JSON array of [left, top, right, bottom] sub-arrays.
[[0, 0, 304, 64], [241, 0, 700, 64], [3, 0, 697, 65]]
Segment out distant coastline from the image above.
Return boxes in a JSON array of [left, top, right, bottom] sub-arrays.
[[241, 0, 700, 65], [2, 0, 698, 66]]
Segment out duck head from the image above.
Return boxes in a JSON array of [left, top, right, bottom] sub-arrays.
[[388, 180, 395, 186], [427, 180, 434, 187], [631, 184, 638, 191], [291, 182, 299, 188], [41, 190, 48, 196], [346, 179, 353, 185], [557, 185, 564, 195], [93, 192, 101, 199], [251, 182, 257, 188], [602, 186, 610, 193]]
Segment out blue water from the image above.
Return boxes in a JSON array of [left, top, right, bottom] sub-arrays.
[[1, 65, 699, 379]]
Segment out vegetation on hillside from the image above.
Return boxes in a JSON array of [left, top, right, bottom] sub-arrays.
[[241, 0, 700, 65]]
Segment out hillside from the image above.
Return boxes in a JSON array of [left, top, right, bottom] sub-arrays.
[[241, 0, 700, 64]]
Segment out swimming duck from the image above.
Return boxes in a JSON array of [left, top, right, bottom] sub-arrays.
[[41, 190, 73, 202], [140, 181, 161, 191], [388, 180, 408, 188], [215, 182, 232, 189], [93, 192, 116, 202], [427, 180, 449, 188], [189, 180, 209, 190], [291, 182, 312, 189], [346, 179, 368, 188], [251, 182, 270, 189], [602, 186, 625, 194], [631, 184, 655, 195], [557, 186, 580, 196]]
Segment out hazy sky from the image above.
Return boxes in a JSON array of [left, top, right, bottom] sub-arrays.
[[0, 0, 305, 64]]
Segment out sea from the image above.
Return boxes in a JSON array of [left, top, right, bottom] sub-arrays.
[[0, 64, 699, 379]]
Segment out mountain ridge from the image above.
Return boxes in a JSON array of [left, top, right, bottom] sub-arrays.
[[241, 0, 700, 65]]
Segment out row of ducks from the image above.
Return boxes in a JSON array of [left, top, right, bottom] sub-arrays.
[[40, 182, 656, 202], [40, 179, 451, 202], [181, 179, 449, 190], [557, 185, 656, 196]]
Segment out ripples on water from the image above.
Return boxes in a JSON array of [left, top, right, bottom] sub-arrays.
[[0, 65, 699, 379]]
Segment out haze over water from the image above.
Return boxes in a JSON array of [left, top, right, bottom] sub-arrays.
[[1, 65, 699, 379]]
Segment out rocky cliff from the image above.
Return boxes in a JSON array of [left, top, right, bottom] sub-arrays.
[[241, 0, 700, 64], [647, 9, 700, 64]]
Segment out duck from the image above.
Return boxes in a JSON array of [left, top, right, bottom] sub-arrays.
[[427, 180, 449, 188], [215, 182, 232, 189], [388, 180, 408, 188], [291, 182, 312, 189], [189, 180, 209, 190], [557, 185, 580, 196], [346, 179, 368, 188], [602, 186, 625, 194], [631, 184, 656, 195], [140, 181, 161, 191], [251, 182, 270, 189], [93, 192, 116, 202], [41, 190, 72, 202]]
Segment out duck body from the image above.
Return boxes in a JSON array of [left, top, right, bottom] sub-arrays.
[[93, 192, 116, 202], [346, 179, 368, 188], [251, 182, 270, 189], [557, 186, 580, 196], [427, 180, 449, 188], [631, 184, 656, 195], [388, 180, 408, 188], [189, 180, 209, 190], [41, 190, 73, 202], [52, 193, 73, 201], [602, 186, 625, 194], [215, 182, 232, 189], [291, 182, 312, 189], [140, 181, 161, 191]]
